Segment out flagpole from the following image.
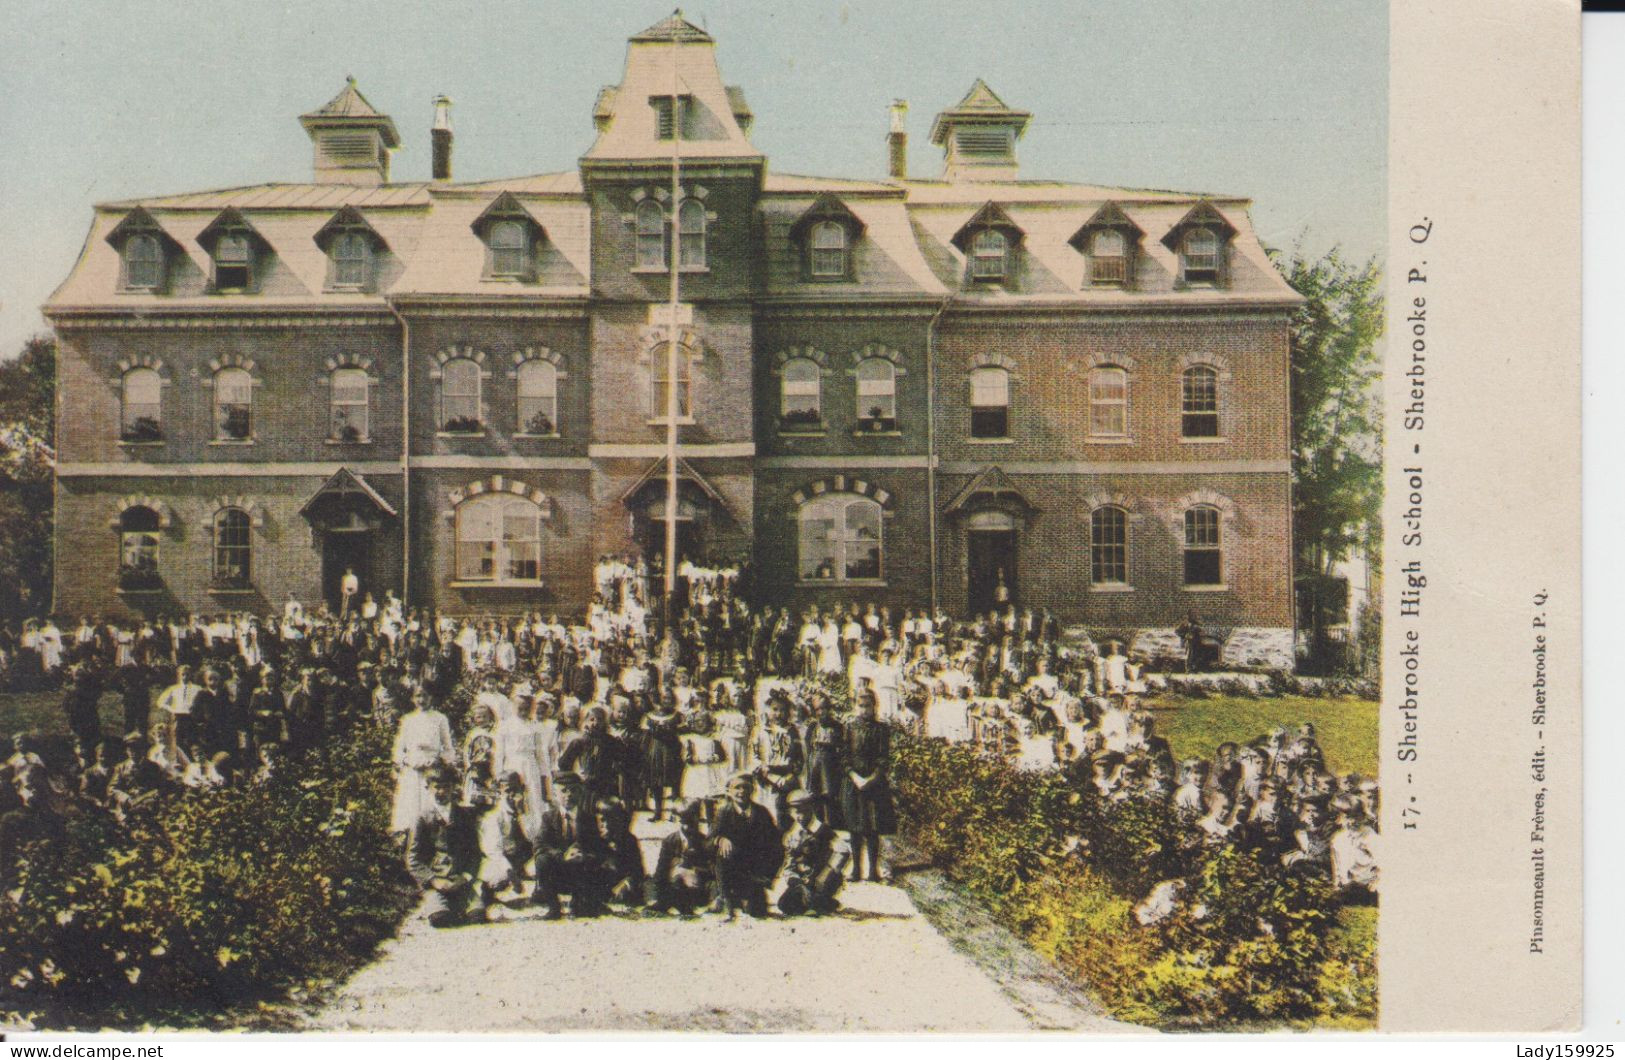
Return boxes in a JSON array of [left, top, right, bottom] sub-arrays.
[[662, 15, 683, 638]]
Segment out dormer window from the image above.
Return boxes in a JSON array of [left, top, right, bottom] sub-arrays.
[[1090, 230, 1127, 284], [810, 222, 848, 278], [213, 230, 254, 291], [970, 229, 1007, 281], [790, 194, 865, 283], [125, 234, 164, 290], [315, 206, 387, 292], [1181, 228, 1221, 283], [952, 202, 1024, 288], [1163, 201, 1237, 289], [490, 220, 530, 277], [472, 192, 545, 282], [1068, 201, 1144, 290], [106, 207, 177, 295], [198, 209, 266, 293]]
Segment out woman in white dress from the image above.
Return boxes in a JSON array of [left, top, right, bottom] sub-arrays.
[[485, 688, 543, 840], [816, 617, 843, 676], [712, 688, 752, 773], [390, 689, 456, 834], [679, 709, 728, 818]]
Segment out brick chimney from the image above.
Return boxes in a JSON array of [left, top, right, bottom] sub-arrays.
[[888, 99, 909, 180], [431, 96, 453, 182]]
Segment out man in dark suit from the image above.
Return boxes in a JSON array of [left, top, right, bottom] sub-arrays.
[[530, 775, 611, 919], [778, 789, 844, 917], [709, 773, 783, 919], [557, 706, 624, 802]]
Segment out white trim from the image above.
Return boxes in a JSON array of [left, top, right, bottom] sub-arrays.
[[757, 455, 931, 469], [411, 455, 592, 470], [938, 459, 1287, 475], [587, 442, 755, 459], [59, 461, 403, 477]]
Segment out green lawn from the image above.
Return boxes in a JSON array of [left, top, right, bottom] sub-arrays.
[[1148, 694, 1379, 777], [0, 690, 133, 743]]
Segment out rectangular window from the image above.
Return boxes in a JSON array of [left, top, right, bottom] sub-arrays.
[[1090, 508, 1127, 585], [651, 95, 693, 140], [1184, 508, 1223, 586], [857, 360, 897, 429], [970, 368, 1010, 439], [1088, 368, 1127, 437], [1182, 368, 1221, 438], [214, 232, 253, 290], [330, 369, 369, 441]]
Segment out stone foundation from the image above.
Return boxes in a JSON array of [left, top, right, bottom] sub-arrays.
[[1219, 627, 1295, 671]]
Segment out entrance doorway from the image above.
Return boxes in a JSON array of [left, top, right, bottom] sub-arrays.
[[966, 511, 1018, 617], [322, 531, 372, 615]]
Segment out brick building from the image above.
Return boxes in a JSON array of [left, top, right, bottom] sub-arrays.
[[44, 14, 1300, 667]]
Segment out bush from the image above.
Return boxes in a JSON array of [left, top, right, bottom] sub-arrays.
[[0, 724, 417, 1028], [892, 729, 1375, 1029]]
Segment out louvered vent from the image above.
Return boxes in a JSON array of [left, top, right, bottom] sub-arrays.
[[956, 127, 1011, 157], [319, 131, 378, 165]]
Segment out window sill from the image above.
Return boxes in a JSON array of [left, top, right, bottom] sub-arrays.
[[797, 579, 887, 588], [852, 429, 903, 438], [514, 432, 562, 440], [437, 431, 488, 439], [118, 440, 166, 448], [209, 439, 256, 446], [1088, 584, 1135, 594], [1086, 436, 1134, 445], [1182, 584, 1229, 593], [325, 437, 374, 446], [116, 586, 166, 596], [449, 580, 546, 590], [966, 437, 1014, 444], [207, 585, 258, 596], [647, 417, 697, 427], [324, 284, 372, 294], [1179, 436, 1228, 445], [778, 428, 827, 438], [630, 266, 710, 275]]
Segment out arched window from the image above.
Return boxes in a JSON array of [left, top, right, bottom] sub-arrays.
[[1183, 506, 1223, 586], [213, 508, 252, 585], [678, 199, 706, 269], [212, 229, 254, 290], [780, 358, 822, 428], [1087, 365, 1128, 437], [798, 494, 883, 582], [970, 229, 1007, 280], [856, 358, 897, 429], [810, 221, 848, 278], [121, 367, 162, 442], [1090, 228, 1128, 285], [1181, 227, 1221, 283], [517, 360, 559, 435], [969, 366, 1010, 439], [489, 219, 529, 277], [649, 343, 692, 420], [636, 200, 667, 269], [126, 233, 163, 290], [1181, 365, 1220, 438], [331, 230, 372, 288], [213, 366, 253, 441], [1089, 506, 1128, 585], [455, 493, 542, 584], [439, 358, 483, 433], [119, 507, 161, 574], [329, 367, 369, 442]]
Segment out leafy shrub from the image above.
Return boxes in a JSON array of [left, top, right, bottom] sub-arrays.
[[892, 729, 1375, 1029], [0, 724, 417, 1027]]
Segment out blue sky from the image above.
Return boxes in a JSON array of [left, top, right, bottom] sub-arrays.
[[0, 0, 1386, 355]]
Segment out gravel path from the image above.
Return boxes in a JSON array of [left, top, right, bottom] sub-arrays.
[[311, 820, 1128, 1033]]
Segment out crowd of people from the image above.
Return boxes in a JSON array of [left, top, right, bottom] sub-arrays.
[[0, 554, 1377, 928]]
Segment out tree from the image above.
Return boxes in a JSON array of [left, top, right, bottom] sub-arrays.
[[0, 335, 56, 619], [1275, 247, 1383, 665]]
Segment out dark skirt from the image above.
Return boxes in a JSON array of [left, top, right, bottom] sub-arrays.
[[840, 775, 897, 836], [644, 734, 684, 790]]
